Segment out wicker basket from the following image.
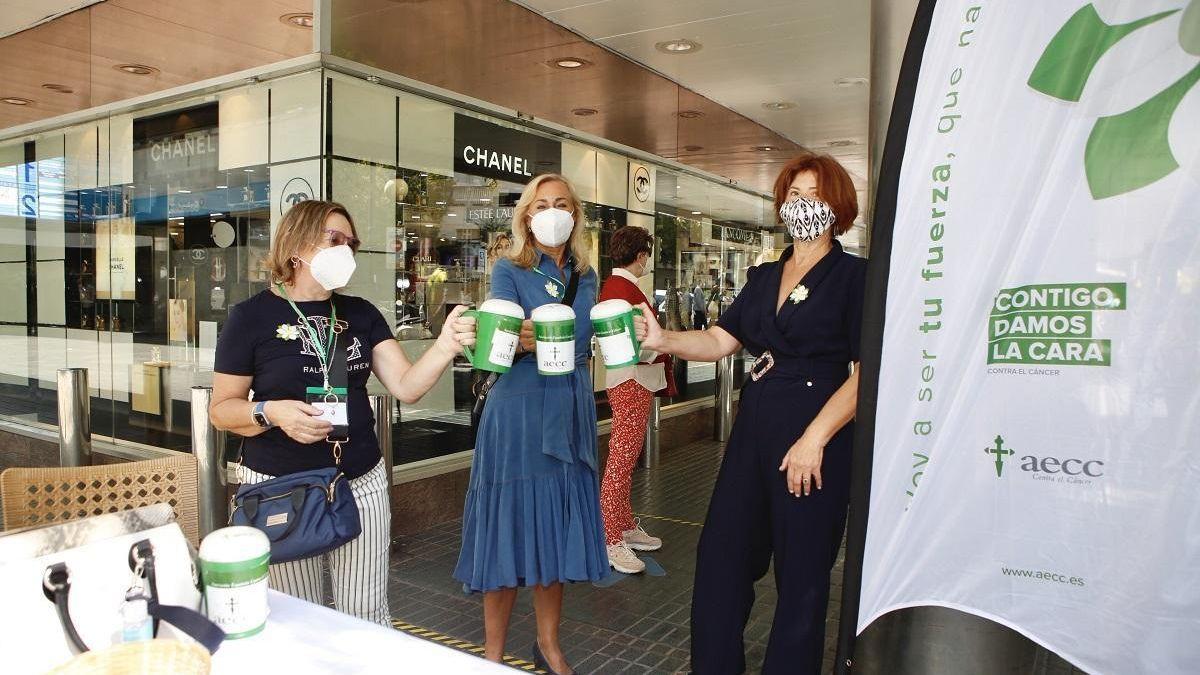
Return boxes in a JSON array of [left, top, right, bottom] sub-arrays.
[[0, 456, 200, 546], [47, 640, 211, 674]]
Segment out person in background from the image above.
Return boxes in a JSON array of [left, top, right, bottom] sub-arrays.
[[597, 226, 676, 574], [691, 282, 708, 330], [455, 174, 606, 675], [486, 231, 512, 267], [210, 200, 475, 625], [634, 153, 865, 674]]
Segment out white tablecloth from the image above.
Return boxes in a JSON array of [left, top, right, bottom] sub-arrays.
[[211, 591, 508, 674]]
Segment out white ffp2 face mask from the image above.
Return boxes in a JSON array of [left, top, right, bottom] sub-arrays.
[[529, 208, 575, 247], [301, 244, 357, 290], [636, 255, 652, 278], [780, 196, 836, 242]]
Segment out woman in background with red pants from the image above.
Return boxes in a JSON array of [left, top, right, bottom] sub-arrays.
[[598, 226, 676, 574]]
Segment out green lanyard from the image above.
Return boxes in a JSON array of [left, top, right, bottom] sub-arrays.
[[277, 283, 338, 392]]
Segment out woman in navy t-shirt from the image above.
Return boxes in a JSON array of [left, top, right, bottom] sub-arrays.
[[210, 200, 475, 624]]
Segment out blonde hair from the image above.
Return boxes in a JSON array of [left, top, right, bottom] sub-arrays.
[[507, 174, 591, 273], [267, 200, 357, 284], [486, 232, 512, 263]]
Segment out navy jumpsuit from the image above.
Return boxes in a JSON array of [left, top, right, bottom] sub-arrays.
[[691, 241, 866, 674]]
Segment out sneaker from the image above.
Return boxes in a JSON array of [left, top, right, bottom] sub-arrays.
[[607, 543, 646, 574], [622, 520, 662, 552]]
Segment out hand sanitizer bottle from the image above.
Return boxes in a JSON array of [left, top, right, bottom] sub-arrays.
[[121, 592, 153, 643]]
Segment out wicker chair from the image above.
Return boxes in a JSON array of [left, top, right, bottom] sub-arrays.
[[0, 455, 200, 545]]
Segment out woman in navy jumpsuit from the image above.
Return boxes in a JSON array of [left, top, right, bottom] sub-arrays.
[[636, 154, 866, 674]]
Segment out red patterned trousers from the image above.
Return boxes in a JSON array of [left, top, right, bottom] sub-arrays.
[[600, 379, 654, 545]]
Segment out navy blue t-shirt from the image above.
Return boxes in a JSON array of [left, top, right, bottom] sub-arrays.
[[215, 289, 394, 479]]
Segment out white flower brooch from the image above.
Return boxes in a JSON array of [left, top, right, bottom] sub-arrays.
[[789, 285, 810, 304], [545, 281, 560, 298], [276, 323, 301, 341]]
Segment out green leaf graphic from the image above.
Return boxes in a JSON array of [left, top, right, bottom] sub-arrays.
[[1085, 62, 1200, 198], [1029, 4, 1179, 102]]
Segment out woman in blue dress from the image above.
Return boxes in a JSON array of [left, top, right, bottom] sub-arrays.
[[636, 154, 866, 674], [455, 173, 606, 674]]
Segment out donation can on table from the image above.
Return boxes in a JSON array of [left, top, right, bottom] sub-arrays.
[[199, 526, 270, 639]]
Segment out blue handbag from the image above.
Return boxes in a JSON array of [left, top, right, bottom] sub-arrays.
[[231, 450, 362, 564]]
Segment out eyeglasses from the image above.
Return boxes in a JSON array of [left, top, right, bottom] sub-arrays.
[[323, 229, 361, 252]]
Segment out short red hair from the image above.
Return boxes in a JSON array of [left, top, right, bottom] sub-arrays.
[[772, 154, 858, 236]]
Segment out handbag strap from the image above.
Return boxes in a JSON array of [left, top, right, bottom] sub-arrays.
[[43, 563, 89, 654], [325, 338, 350, 463], [561, 260, 581, 306], [130, 540, 161, 635], [148, 601, 225, 653], [130, 539, 225, 653]]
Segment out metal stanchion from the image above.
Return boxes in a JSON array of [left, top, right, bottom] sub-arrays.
[[641, 397, 660, 469], [191, 386, 228, 538], [714, 355, 735, 442], [56, 368, 92, 467], [370, 395, 395, 497]]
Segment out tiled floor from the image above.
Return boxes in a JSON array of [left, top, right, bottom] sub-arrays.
[[385, 439, 845, 674]]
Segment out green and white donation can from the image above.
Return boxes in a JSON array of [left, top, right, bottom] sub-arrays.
[[590, 299, 644, 369], [199, 526, 270, 639], [532, 303, 576, 375]]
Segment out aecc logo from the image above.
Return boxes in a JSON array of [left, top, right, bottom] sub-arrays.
[[985, 435, 1104, 479]]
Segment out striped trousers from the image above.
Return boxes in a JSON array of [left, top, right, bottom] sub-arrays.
[[238, 459, 392, 625]]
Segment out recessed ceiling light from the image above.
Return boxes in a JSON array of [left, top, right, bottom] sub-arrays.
[[677, 110, 704, 119], [551, 58, 591, 70], [762, 101, 796, 111], [479, 198, 489, 202], [243, 168, 255, 173], [572, 108, 598, 117], [41, 83, 74, 94], [1, 97, 32, 106], [691, 211, 702, 215], [280, 13, 313, 28], [435, 201, 446, 205], [177, 189, 191, 194], [835, 77, 869, 87], [683, 145, 703, 152], [216, 185, 227, 189], [447, 213, 457, 217], [115, 63, 158, 76], [827, 139, 856, 147], [656, 39, 701, 54], [753, 145, 777, 152]]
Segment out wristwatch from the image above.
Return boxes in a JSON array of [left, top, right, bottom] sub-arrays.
[[251, 401, 272, 429]]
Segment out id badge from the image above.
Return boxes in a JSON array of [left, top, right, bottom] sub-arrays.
[[306, 386, 349, 440]]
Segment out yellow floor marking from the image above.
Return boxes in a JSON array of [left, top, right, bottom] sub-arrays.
[[391, 619, 545, 673], [634, 511, 703, 527]]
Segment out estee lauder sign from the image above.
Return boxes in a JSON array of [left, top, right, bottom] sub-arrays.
[[453, 114, 561, 184]]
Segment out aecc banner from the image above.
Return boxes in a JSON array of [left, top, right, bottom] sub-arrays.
[[857, 2, 1200, 673]]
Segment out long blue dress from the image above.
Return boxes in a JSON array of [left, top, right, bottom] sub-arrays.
[[454, 252, 608, 592]]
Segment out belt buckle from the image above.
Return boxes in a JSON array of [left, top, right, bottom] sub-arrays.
[[750, 351, 774, 382]]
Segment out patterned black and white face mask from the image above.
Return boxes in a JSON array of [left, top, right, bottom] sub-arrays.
[[779, 197, 836, 242]]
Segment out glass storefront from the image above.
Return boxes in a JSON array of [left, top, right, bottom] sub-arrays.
[[0, 64, 778, 468]]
